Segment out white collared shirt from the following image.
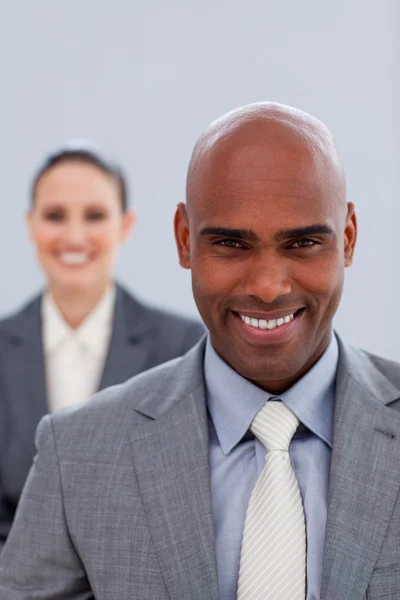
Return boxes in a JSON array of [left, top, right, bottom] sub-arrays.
[[42, 286, 116, 412]]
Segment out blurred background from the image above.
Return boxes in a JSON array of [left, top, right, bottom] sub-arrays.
[[0, 1, 398, 357]]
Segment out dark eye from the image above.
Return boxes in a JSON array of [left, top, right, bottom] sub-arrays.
[[290, 239, 318, 249], [217, 239, 244, 249], [44, 211, 64, 222], [87, 211, 106, 221]]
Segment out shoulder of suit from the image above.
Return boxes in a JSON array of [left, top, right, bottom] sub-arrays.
[[47, 339, 204, 439], [340, 337, 400, 398], [358, 347, 400, 388], [118, 284, 205, 333], [0, 293, 41, 338]]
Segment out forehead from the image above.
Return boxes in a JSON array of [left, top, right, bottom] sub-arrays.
[[190, 138, 342, 230], [35, 162, 118, 203]]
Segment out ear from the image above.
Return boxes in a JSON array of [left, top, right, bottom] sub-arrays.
[[120, 209, 136, 242], [174, 203, 191, 269], [25, 210, 35, 242], [344, 202, 357, 267]]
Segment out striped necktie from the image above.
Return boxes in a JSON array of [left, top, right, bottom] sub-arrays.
[[237, 401, 306, 600]]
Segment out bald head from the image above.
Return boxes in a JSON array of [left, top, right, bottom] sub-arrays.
[[175, 102, 356, 393], [186, 102, 346, 210]]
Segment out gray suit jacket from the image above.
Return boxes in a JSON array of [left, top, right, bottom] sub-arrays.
[[0, 284, 205, 549], [1, 335, 400, 599]]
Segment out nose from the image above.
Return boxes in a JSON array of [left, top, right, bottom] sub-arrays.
[[242, 253, 292, 304], [63, 219, 87, 246]]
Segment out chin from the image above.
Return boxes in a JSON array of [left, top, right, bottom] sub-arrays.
[[49, 275, 94, 292], [240, 363, 292, 383], [232, 351, 301, 382]]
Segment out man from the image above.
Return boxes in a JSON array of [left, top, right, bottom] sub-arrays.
[[0, 103, 399, 600]]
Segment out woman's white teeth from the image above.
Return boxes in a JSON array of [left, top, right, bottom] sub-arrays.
[[60, 252, 89, 265], [240, 312, 295, 330]]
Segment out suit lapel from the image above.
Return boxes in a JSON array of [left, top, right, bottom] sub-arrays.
[[99, 286, 155, 389], [129, 344, 219, 600], [1, 296, 48, 495], [321, 338, 400, 600]]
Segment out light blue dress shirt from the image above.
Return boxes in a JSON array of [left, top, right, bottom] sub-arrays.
[[204, 334, 338, 600]]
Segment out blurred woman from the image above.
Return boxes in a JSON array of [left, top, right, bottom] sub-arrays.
[[0, 142, 204, 548]]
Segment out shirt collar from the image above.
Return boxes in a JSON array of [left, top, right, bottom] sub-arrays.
[[204, 333, 338, 455], [42, 285, 116, 356]]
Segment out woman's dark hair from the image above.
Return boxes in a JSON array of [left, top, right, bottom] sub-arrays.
[[31, 144, 129, 211]]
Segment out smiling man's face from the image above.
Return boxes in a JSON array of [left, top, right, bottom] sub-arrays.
[[175, 106, 357, 394]]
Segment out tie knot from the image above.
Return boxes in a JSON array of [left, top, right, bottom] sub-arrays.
[[251, 401, 299, 451]]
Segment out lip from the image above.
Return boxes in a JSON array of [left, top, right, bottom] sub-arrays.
[[232, 308, 304, 345]]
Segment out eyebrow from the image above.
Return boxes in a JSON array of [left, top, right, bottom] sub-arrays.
[[199, 224, 334, 243], [274, 224, 335, 241], [200, 227, 259, 242]]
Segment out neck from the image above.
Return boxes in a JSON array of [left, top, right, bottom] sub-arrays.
[[48, 281, 112, 329]]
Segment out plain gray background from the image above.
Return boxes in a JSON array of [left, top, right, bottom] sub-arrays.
[[0, 2, 398, 357]]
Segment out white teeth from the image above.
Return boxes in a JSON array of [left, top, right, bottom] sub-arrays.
[[60, 252, 89, 265], [239, 312, 296, 330]]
